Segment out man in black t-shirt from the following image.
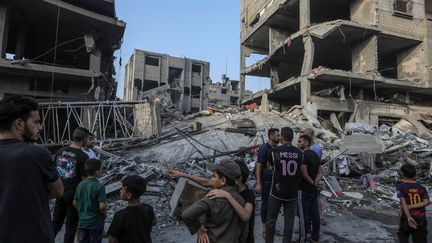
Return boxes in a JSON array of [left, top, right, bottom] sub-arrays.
[[266, 127, 303, 243], [52, 127, 90, 243], [0, 96, 63, 243], [255, 128, 280, 234], [298, 135, 323, 243], [108, 175, 156, 243]]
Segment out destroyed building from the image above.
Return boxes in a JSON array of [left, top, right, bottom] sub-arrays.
[[208, 74, 253, 107], [240, 0, 432, 126], [0, 0, 125, 101], [123, 49, 210, 113]]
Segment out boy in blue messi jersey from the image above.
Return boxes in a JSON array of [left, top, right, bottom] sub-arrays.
[[396, 164, 430, 243]]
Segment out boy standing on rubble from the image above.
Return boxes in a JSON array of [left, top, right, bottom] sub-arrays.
[[74, 159, 107, 243], [169, 159, 256, 242], [298, 135, 324, 243], [397, 164, 430, 243], [181, 160, 246, 243], [108, 175, 157, 243]]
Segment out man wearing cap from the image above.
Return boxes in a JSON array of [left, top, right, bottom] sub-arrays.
[[181, 160, 246, 243]]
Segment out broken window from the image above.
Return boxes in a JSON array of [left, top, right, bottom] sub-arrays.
[[169, 67, 183, 84], [230, 96, 239, 105], [426, 0, 432, 20], [184, 87, 190, 95], [29, 79, 69, 94], [192, 64, 202, 73], [221, 89, 227, 94], [393, 0, 413, 17], [191, 107, 200, 113], [143, 80, 159, 92], [191, 86, 201, 97], [145, 56, 159, 66], [133, 79, 143, 91]]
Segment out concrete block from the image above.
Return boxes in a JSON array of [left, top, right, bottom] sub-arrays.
[[169, 178, 210, 218], [340, 134, 385, 154]]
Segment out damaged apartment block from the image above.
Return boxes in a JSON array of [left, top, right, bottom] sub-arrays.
[[0, 0, 125, 101], [208, 74, 253, 107], [241, 0, 432, 126], [124, 49, 210, 114]]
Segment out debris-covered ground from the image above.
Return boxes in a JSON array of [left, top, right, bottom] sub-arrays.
[[54, 105, 432, 242]]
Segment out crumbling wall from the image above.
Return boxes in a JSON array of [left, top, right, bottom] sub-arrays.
[[350, 0, 377, 25], [377, 0, 425, 37], [352, 35, 378, 74], [397, 44, 424, 82]]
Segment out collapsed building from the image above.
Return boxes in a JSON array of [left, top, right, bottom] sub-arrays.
[[123, 49, 210, 113], [0, 0, 125, 101], [240, 0, 432, 126], [208, 74, 253, 107]]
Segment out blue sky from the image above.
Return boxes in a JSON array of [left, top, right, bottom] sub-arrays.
[[115, 0, 270, 98]]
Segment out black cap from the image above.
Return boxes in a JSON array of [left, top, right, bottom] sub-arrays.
[[207, 160, 241, 180], [122, 175, 147, 196]]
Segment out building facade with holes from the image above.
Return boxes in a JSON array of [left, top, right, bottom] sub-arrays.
[[0, 0, 125, 102], [208, 74, 253, 107], [240, 0, 432, 126], [123, 49, 210, 113]]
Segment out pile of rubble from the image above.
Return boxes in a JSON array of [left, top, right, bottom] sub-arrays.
[[90, 101, 432, 241]]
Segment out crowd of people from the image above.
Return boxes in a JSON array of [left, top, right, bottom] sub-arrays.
[[0, 95, 429, 243], [0, 96, 156, 243]]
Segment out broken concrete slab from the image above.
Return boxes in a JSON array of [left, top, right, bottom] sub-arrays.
[[392, 116, 432, 139], [169, 178, 210, 218], [340, 134, 385, 154], [105, 170, 158, 195]]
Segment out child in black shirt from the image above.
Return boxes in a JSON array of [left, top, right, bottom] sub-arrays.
[[108, 175, 156, 243]]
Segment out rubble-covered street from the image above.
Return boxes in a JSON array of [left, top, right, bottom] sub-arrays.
[[56, 102, 432, 242]]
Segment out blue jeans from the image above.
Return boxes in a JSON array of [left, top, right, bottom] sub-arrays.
[[79, 220, 104, 243], [302, 191, 320, 241]]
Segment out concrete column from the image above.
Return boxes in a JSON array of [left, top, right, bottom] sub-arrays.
[[301, 35, 315, 75], [0, 1, 10, 58], [425, 20, 432, 87], [14, 23, 27, 60], [239, 45, 246, 103], [89, 49, 102, 73], [299, 0, 310, 29], [300, 78, 310, 107], [269, 27, 289, 54]]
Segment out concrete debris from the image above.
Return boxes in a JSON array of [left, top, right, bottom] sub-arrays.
[[345, 122, 377, 134], [339, 134, 385, 154], [169, 178, 210, 218], [88, 104, 432, 242], [392, 116, 432, 139]]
